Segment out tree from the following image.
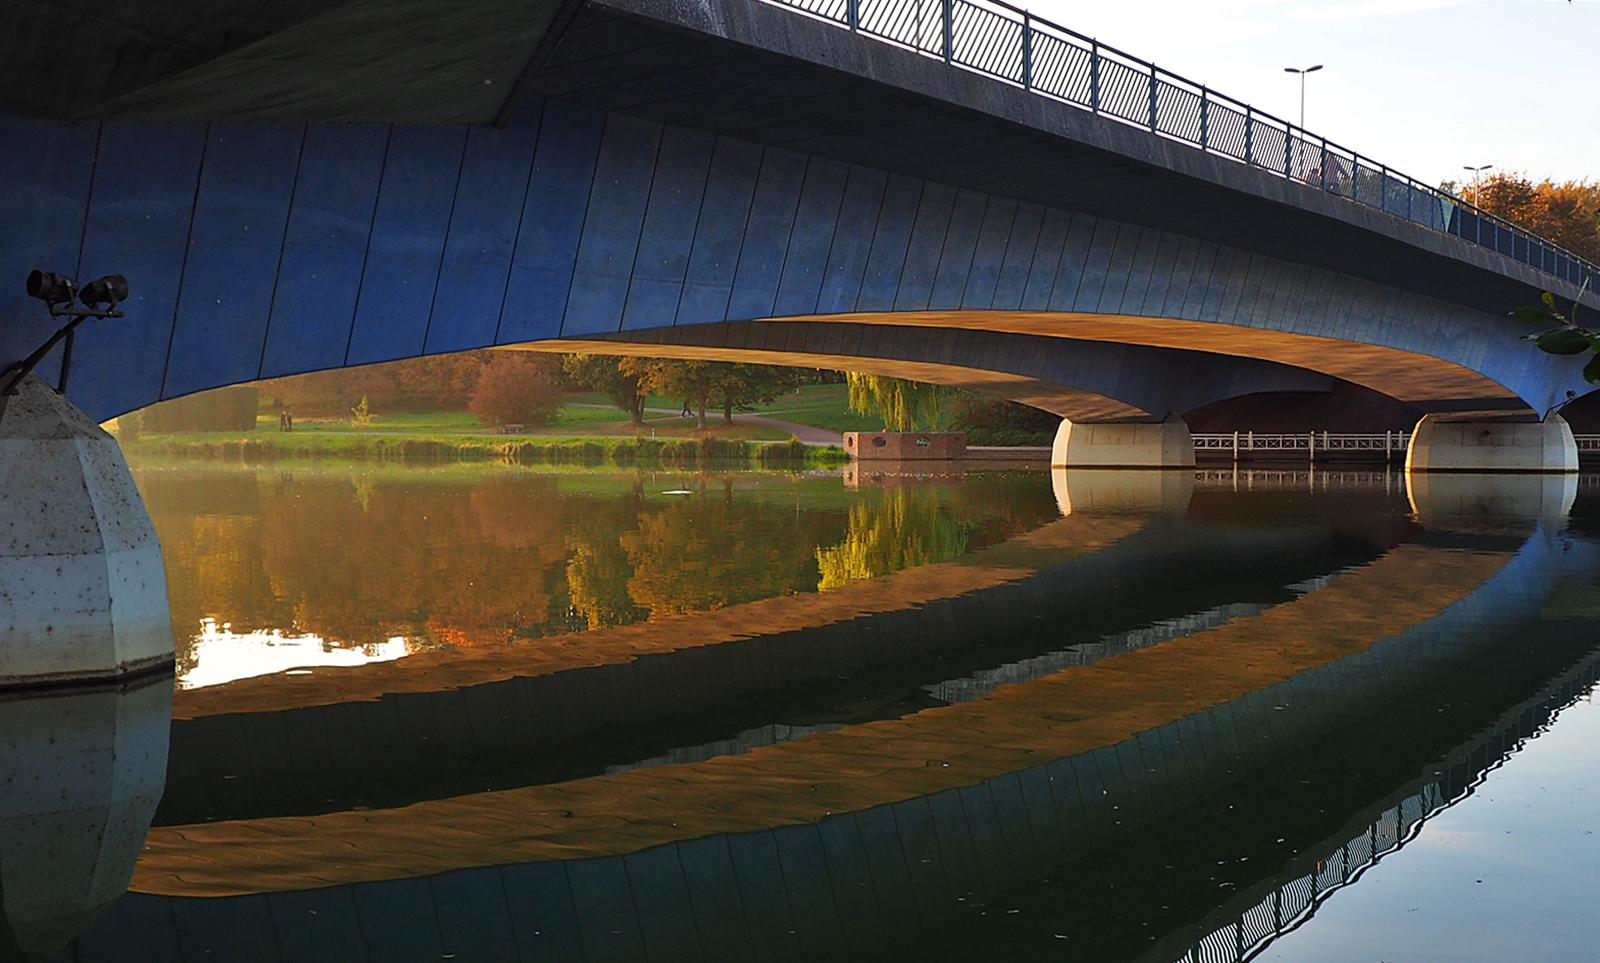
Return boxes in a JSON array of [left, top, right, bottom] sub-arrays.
[[845, 373, 947, 431], [1511, 284, 1600, 384], [709, 363, 800, 425], [561, 354, 646, 425], [620, 358, 717, 429], [468, 353, 562, 427], [1465, 174, 1600, 263]]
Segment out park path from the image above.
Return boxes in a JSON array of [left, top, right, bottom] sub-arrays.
[[568, 402, 844, 446]]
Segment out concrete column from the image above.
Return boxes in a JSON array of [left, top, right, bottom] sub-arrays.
[[0, 374, 174, 686], [1404, 413, 1579, 474], [1050, 414, 1195, 469]]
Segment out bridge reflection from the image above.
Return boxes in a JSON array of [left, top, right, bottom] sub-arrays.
[[12, 471, 1600, 963]]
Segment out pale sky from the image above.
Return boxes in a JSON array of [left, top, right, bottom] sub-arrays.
[[1021, 0, 1600, 189]]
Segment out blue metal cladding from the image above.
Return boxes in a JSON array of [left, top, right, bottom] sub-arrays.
[[676, 137, 762, 327], [74, 122, 207, 417], [928, 190, 988, 311], [497, 101, 605, 345], [990, 202, 1045, 311], [259, 124, 389, 379], [563, 113, 663, 337], [727, 148, 809, 321], [163, 124, 302, 398], [0, 115, 97, 381], [345, 125, 468, 366], [893, 182, 958, 311], [772, 156, 850, 318], [857, 175, 924, 312], [425, 103, 543, 355], [621, 126, 715, 332], [815, 166, 889, 315], [958, 196, 1018, 310]]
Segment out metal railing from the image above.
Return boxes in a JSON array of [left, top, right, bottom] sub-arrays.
[[763, 0, 1599, 289], [1193, 431, 1409, 460], [1577, 434, 1600, 453]]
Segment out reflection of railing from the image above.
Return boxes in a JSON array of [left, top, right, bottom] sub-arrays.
[[1194, 431, 1409, 460], [761, 0, 1598, 287], [1146, 650, 1600, 963]]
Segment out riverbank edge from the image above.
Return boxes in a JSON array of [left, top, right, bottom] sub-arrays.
[[119, 433, 850, 469]]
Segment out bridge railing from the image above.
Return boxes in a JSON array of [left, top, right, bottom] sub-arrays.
[[1193, 431, 1410, 458], [765, 0, 1598, 289]]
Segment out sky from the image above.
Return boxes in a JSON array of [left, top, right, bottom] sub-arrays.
[[1020, 0, 1600, 190]]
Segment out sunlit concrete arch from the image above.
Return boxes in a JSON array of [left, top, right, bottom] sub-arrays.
[[517, 319, 1333, 423]]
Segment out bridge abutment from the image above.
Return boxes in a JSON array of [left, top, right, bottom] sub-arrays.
[[0, 375, 174, 686], [1405, 414, 1579, 474], [1051, 415, 1196, 469]]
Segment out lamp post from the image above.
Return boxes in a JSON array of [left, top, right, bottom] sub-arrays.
[[1463, 163, 1493, 201], [1283, 64, 1323, 129]]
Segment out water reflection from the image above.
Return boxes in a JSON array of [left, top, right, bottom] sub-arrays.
[[43, 466, 1600, 960], [0, 675, 170, 961], [178, 618, 409, 689]]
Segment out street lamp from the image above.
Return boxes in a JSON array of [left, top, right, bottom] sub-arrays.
[[1463, 163, 1493, 200], [1283, 64, 1323, 129]]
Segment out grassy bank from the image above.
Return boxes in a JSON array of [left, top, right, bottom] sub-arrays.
[[121, 432, 846, 469]]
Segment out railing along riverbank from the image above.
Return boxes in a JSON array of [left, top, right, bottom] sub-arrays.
[[761, 0, 1598, 289], [1195, 432, 1600, 462]]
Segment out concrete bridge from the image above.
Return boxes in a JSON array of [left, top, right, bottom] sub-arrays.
[[3, 0, 1598, 470]]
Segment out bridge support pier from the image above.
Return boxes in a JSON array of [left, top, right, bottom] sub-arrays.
[[0, 374, 174, 686], [1051, 414, 1195, 469], [1405, 414, 1579, 474]]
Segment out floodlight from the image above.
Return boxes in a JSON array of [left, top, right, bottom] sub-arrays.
[[79, 274, 128, 309], [26, 270, 77, 305]]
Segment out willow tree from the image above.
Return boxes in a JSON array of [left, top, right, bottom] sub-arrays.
[[845, 373, 947, 431]]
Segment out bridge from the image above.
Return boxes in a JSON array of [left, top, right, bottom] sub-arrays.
[[3, 0, 1598, 472]]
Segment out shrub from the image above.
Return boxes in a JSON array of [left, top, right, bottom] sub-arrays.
[[468, 354, 562, 428]]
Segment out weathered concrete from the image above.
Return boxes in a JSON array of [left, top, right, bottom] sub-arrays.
[[0, 672, 171, 959], [1051, 415, 1195, 470], [0, 375, 174, 685], [1405, 414, 1580, 474]]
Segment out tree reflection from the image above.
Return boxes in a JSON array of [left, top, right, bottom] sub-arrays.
[[817, 487, 971, 590], [134, 467, 1061, 670]]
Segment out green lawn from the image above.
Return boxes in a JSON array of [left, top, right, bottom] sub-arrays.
[[745, 384, 883, 433]]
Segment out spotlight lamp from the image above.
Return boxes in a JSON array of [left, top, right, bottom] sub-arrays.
[[79, 274, 129, 310], [5, 270, 132, 396], [26, 270, 78, 306]]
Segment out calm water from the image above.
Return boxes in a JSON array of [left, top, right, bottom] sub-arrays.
[[12, 464, 1600, 962]]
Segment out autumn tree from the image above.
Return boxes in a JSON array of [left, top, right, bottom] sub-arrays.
[[1464, 174, 1600, 263], [845, 373, 948, 431], [620, 358, 717, 429], [468, 353, 563, 427], [561, 354, 647, 425], [710, 364, 800, 424]]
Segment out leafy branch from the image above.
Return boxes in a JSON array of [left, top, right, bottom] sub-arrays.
[[1515, 277, 1600, 383]]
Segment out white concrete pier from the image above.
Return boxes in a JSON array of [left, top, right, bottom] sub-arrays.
[[1405, 414, 1579, 474], [0, 374, 173, 686], [1051, 414, 1196, 469]]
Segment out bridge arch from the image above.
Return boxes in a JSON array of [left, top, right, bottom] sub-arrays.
[[2, 97, 1591, 429]]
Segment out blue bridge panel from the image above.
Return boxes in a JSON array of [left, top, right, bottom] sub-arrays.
[[164, 123, 302, 398], [258, 124, 388, 379]]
